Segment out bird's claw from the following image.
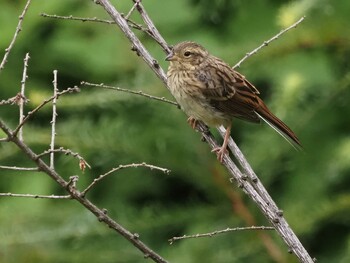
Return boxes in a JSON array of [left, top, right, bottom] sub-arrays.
[[211, 146, 229, 163], [187, 117, 198, 130]]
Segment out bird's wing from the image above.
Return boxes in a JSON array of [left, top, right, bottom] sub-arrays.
[[197, 58, 261, 123]]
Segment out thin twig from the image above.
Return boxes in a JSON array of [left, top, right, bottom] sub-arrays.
[[233, 16, 306, 69], [134, 0, 172, 54], [0, 0, 32, 72], [13, 87, 80, 137], [169, 226, 275, 244], [0, 165, 38, 171], [40, 13, 115, 24], [50, 70, 58, 169], [124, 1, 137, 20], [18, 53, 30, 141], [0, 193, 71, 199], [81, 163, 170, 197], [40, 13, 153, 38], [81, 81, 178, 106], [36, 147, 91, 170], [0, 92, 28, 106]]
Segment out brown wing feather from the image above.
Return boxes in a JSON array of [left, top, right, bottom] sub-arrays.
[[196, 55, 302, 148], [197, 56, 261, 123]]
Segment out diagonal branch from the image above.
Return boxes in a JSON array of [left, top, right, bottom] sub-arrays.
[[0, 118, 168, 263], [94, 1, 314, 262], [0, 0, 32, 72], [233, 16, 305, 69]]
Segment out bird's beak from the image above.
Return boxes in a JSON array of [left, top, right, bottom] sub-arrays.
[[165, 52, 175, 61]]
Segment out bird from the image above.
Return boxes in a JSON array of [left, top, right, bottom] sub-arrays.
[[165, 41, 302, 162]]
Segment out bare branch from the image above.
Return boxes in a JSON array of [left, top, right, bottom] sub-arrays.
[[233, 16, 306, 69], [0, 165, 38, 171], [0, 92, 28, 106], [94, 1, 313, 262], [133, 0, 172, 54], [50, 70, 58, 169], [124, 1, 137, 20], [0, 193, 71, 199], [36, 147, 91, 170], [40, 13, 153, 39], [18, 53, 30, 141], [12, 87, 80, 137], [81, 162, 170, 197], [95, 0, 168, 84], [169, 226, 275, 244], [0, 0, 32, 72], [81, 81, 178, 106], [0, 118, 168, 263]]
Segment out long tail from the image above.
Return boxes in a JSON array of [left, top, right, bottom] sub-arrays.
[[254, 100, 302, 150]]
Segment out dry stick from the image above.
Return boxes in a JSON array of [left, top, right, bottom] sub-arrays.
[[50, 70, 58, 169], [13, 87, 80, 137], [0, 119, 168, 263], [18, 53, 30, 141], [0, 0, 32, 72], [169, 226, 275, 244], [0, 193, 71, 199], [36, 147, 91, 169], [95, 0, 167, 84], [233, 16, 305, 69], [40, 13, 153, 39], [94, 1, 314, 262], [81, 81, 178, 106], [124, 1, 137, 19], [0, 165, 38, 171], [81, 162, 170, 197], [134, 0, 172, 54]]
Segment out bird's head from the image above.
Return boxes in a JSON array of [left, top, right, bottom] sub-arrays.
[[165, 41, 209, 69]]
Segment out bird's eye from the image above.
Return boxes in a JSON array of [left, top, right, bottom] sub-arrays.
[[184, 51, 191, 57]]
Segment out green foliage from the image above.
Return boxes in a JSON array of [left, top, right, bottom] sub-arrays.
[[1, 0, 350, 262]]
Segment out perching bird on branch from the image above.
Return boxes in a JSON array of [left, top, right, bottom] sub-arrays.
[[166, 41, 301, 162]]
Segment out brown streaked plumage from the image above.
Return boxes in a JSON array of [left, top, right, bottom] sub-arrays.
[[166, 41, 302, 162]]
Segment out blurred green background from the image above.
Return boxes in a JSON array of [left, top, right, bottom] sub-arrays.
[[1, 0, 350, 262]]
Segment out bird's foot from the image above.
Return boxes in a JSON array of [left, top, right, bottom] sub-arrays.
[[211, 146, 229, 163], [187, 117, 198, 130]]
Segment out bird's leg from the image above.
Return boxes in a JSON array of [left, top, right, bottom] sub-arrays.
[[212, 125, 231, 163], [187, 116, 198, 130]]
